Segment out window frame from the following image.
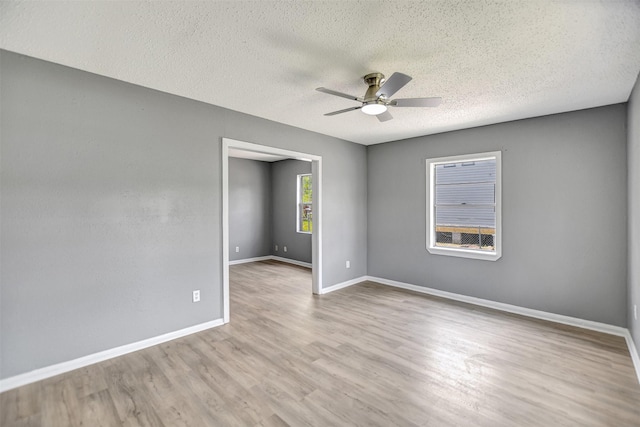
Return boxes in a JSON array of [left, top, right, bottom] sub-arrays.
[[297, 173, 312, 234], [426, 151, 502, 261]]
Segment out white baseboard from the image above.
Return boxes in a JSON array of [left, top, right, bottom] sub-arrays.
[[320, 276, 367, 294], [229, 256, 272, 265], [365, 275, 640, 384], [229, 255, 312, 269], [0, 318, 224, 393], [365, 276, 627, 336], [270, 256, 312, 268], [624, 331, 640, 385]]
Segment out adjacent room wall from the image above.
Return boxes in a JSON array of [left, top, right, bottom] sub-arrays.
[[0, 50, 367, 379], [629, 72, 640, 346], [368, 105, 628, 326], [228, 157, 312, 265], [271, 159, 313, 264], [228, 158, 272, 261]]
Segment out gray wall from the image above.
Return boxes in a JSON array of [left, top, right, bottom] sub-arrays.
[[228, 158, 272, 261], [368, 105, 628, 326], [629, 73, 640, 346], [271, 159, 312, 263], [4, 47, 631, 381], [0, 50, 368, 379]]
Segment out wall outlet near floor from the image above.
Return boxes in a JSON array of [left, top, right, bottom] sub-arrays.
[[635, 304, 638, 321], [235, 246, 239, 253], [346, 260, 350, 268], [283, 246, 287, 252], [275, 245, 278, 251], [192, 290, 200, 303]]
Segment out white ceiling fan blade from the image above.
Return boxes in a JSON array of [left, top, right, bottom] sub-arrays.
[[316, 87, 362, 102], [324, 106, 362, 116], [376, 72, 412, 98], [376, 110, 393, 122], [391, 97, 442, 108]]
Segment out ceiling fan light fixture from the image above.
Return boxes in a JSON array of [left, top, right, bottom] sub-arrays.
[[361, 102, 387, 116]]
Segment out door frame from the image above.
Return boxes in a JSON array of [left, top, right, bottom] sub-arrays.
[[221, 138, 322, 323]]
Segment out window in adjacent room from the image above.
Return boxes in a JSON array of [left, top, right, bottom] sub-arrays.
[[426, 151, 501, 261], [297, 174, 312, 233]]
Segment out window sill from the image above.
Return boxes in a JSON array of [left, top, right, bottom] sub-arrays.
[[427, 246, 501, 261]]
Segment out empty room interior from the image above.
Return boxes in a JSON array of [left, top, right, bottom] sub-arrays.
[[1, 1, 640, 425]]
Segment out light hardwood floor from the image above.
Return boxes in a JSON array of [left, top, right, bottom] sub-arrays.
[[2, 260, 639, 426]]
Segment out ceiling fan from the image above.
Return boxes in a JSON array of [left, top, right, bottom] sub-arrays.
[[316, 72, 442, 122]]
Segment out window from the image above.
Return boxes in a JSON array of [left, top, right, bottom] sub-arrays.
[[297, 174, 312, 233], [426, 151, 501, 261]]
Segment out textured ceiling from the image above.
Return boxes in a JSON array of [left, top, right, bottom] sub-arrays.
[[1, 1, 640, 145]]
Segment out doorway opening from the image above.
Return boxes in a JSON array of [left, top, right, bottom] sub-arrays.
[[222, 138, 322, 323]]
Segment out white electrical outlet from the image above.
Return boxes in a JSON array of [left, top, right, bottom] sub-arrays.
[[346, 260, 350, 268], [235, 246, 239, 253], [275, 245, 278, 251], [283, 246, 287, 252], [192, 290, 200, 303], [635, 304, 638, 321]]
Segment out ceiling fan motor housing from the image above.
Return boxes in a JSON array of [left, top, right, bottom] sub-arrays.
[[363, 72, 385, 102]]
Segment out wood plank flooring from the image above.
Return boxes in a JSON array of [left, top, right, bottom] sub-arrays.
[[2, 260, 639, 426]]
